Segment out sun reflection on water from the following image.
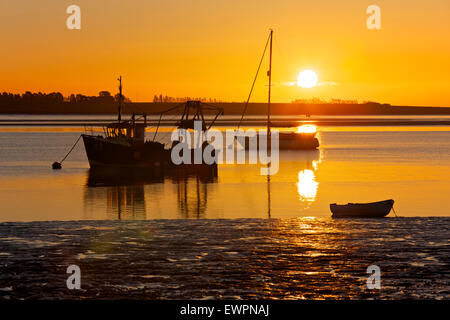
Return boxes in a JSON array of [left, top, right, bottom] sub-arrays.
[[296, 169, 318, 203]]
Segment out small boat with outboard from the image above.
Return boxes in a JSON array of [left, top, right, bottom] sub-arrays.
[[330, 199, 395, 218]]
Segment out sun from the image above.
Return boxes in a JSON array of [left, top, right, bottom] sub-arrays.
[[297, 70, 318, 88]]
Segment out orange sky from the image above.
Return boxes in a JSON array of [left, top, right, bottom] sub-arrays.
[[0, 0, 449, 106]]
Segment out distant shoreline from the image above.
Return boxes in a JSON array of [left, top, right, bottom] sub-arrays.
[[1, 102, 450, 116], [1, 117, 450, 127]]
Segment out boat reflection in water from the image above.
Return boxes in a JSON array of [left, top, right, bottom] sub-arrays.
[[83, 149, 321, 219], [83, 166, 217, 220], [175, 174, 216, 219]]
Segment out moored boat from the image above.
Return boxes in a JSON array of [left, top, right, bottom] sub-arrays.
[[239, 131, 319, 150], [237, 30, 319, 150], [330, 199, 394, 218], [82, 77, 223, 170]]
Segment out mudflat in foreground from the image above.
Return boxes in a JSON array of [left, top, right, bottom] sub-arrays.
[[0, 218, 448, 299]]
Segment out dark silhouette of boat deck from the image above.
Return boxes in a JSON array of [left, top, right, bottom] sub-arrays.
[[81, 77, 223, 171]]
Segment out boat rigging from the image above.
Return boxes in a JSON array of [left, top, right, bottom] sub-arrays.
[[238, 29, 319, 150], [53, 77, 223, 173]]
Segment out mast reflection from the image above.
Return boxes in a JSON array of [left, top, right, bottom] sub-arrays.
[[174, 173, 216, 219]]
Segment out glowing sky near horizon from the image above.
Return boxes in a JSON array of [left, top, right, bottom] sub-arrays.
[[0, 0, 449, 106]]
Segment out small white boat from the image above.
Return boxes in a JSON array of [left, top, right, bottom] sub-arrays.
[[330, 199, 394, 218]]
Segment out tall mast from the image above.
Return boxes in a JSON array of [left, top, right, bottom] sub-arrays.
[[118, 76, 122, 122], [267, 29, 273, 136]]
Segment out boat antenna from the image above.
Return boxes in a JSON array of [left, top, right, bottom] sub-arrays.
[[118, 76, 122, 122], [267, 29, 273, 137]]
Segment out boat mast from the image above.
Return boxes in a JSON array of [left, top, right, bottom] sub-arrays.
[[267, 29, 273, 136], [118, 76, 122, 122]]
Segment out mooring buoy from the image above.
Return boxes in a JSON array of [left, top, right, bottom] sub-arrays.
[[52, 162, 62, 170], [51, 135, 82, 170]]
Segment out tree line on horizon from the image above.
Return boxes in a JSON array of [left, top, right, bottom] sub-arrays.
[[291, 98, 389, 106], [153, 94, 224, 103], [0, 91, 131, 105], [0, 91, 389, 106]]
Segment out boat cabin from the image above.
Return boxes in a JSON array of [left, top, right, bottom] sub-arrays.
[[105, 114, 147, 142]]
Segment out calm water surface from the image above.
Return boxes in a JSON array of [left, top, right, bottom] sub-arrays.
[[0, 123, 449, 299], [0, 125, 449, 220]]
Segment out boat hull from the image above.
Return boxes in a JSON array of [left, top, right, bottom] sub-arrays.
[[82, 134, 171, 168], [278, 132, 319, 150], [240, 132, 319, 150], [330, 199, 394, 218], [82, 134, 217, 173]]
